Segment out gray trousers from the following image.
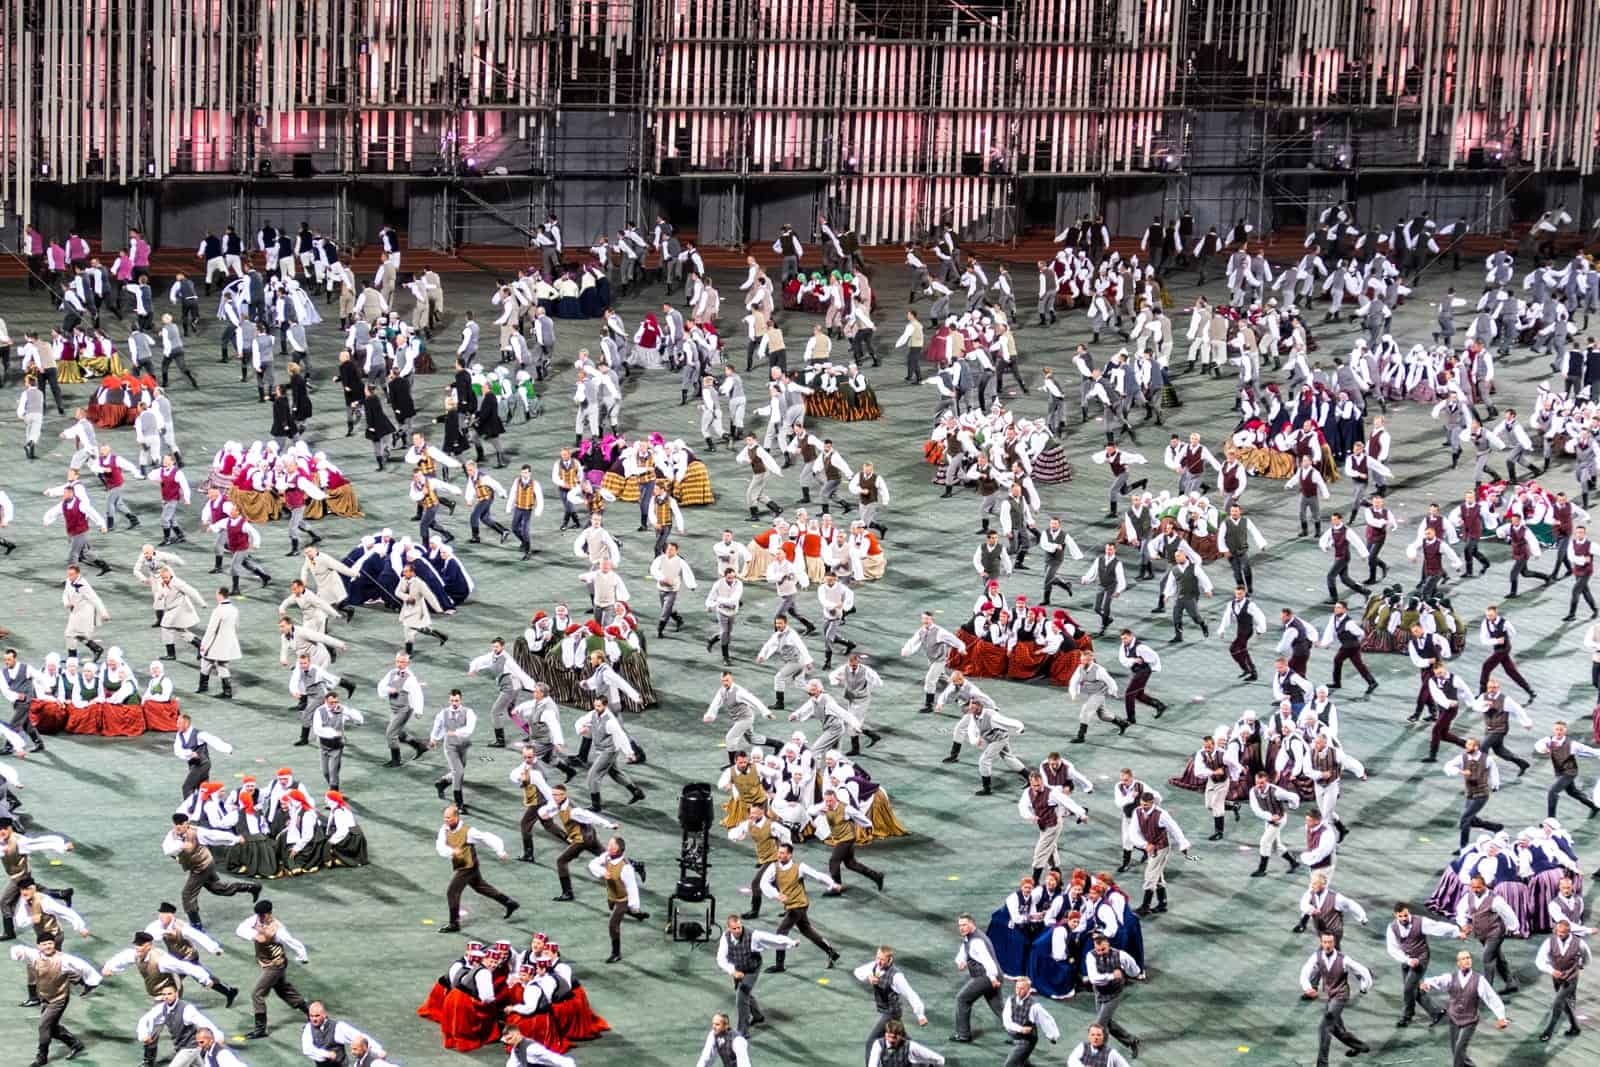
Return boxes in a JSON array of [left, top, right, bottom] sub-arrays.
[[722, 710, 765, 752], [1298, 495, 1321, 530], [979, 737, 1025, 777], [385, 707, 417, 745], [773, 660, 807, 694], [1447, 1020, 1477, 1067], [1316, 997, 1363, 1066], [319, 741, 344, 788], [1540, 977, 1579, 1037], [953, 975, 1003, 1038], [586, 746, 638, 795], [1094, 988, 1138, 1045], [438, 739, 469, 791], [489, 690, 519, 731], [814, 718, 848, 755]]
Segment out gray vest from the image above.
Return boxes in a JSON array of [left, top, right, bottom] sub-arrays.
[[1309, 951, 1350, 1001], [1446, 970, 1482, 1025], [165, 999, 199, 1049], [962, 930, 997, 978], [870, 960, 903, 1015]]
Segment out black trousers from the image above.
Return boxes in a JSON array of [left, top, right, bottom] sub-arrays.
[[1569, 574, 1596, 616], [555, 838, 602, 893], [445, 866, 513, 922], [1229, 551, 1254, 593], [1507, 557, 1547, 595], [1540, 976, 1580, 1037], [1448, 1020, 1477, 1067], [1124, 665, 1159, 718], [1326, 558, 1364, 598], [827, 840, 880, 886], [1458, 795, 1501, 848], [773, 905, 833, 962], [1478, 934, 1513, 986], [746, 861, 773, 916], [181, 758, 211, 799]]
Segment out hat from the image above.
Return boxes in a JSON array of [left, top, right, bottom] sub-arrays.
[[253, 899, 274, 916], [133, 932, 154, 946], [158, 902, 177, 914], [276, 768, 293, 779]]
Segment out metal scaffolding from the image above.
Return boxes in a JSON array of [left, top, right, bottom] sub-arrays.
[[2, 1, 1598, 243]]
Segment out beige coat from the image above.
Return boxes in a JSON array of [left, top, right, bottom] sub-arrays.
[[300, 551, 359, 605], [200, 599, 242, 662], [149, 575, 204, 632], [396, 576, 441, 635], [62, 579, 109, 641]]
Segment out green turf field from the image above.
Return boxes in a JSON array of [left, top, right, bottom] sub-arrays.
[[0, 259, 1594, 1067]]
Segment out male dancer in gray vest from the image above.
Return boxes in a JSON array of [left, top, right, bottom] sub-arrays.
[[467, 638, 536, 749], [429, 690, 477, 812], [1419, 948, 1509, 1065], [853, 944, 929, 1055], [951, 912, 1003, 1043], [376, 653, 430, 767], [1084, 933, 1144, 1059], [311, 692, 364, 790], [1534, 720, 1600, 819], [716, 913, 797, 1036], [1385, 902, 1454, 1026], [901, 612, 966, 715], [1297, 931, 1374, 1066], [1534, 917, 1587, 1042], [1453, 872, 1521, 994]]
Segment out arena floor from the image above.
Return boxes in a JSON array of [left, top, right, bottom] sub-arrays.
[[0, 252, 1594, 1067]]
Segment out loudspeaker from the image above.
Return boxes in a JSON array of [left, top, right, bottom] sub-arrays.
[[659, 156, 682, 177], [1466, 147, 1487, 170], [960, 152, 983, 177], [292, 154, 313, 179], [678, 783, 713, 832], [1033, 140, 1051, 172]]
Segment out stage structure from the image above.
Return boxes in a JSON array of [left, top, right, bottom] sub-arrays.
[[1, 0, 1598, 247]]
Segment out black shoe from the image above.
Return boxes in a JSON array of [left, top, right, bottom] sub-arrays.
[[605, 952, 622, 963], [551, 893, 575, 902], [18, 995, 40, 1006], [503, 900, 520, 920], [438, 923, 462, 933]]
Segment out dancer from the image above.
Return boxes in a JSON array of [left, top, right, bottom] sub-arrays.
[[236, 898, 310, 1040], [434, 804, 519, 933], [1417, 949, 1509, 1065], [1385, 902, 1456, 1027], [1297, 931, 1374, 1066], [760, 841, 840, 972], [717, 913, 796, 1035], [586, 835, 649, 963]]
